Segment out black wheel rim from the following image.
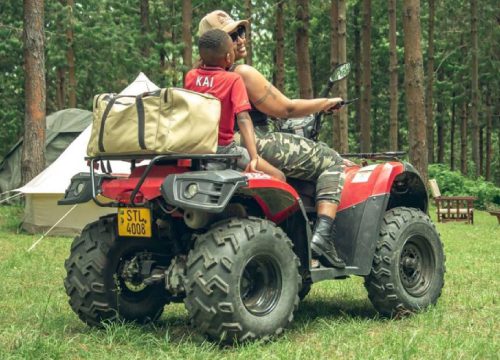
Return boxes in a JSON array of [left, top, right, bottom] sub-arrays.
[[116, 250, 159, 302], [240, 254, 282, 316], [399, 235, 435, 297]]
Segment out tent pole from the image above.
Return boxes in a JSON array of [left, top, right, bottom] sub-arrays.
[[27, 204, 78, 252]]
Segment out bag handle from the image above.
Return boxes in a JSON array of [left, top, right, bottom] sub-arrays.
[[136, 94, 147, 150], [97, 91, 161, 152], [98, 96, 118, 152]]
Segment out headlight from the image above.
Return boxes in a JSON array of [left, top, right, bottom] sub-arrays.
[[75, 182, 85, 195], [184, 183, 199, 199]]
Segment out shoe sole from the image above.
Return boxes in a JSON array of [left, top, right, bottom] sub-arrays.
[[311, 242, 346, 269]]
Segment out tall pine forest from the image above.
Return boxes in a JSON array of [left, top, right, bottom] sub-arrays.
[[1, 0, 499, 187]]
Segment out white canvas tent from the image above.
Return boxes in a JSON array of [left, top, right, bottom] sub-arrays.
[[14, 73, 159, 236], [16, 127, 132, 235]]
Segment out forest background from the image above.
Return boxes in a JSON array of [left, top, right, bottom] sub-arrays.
[[1, 0, 499, 199]]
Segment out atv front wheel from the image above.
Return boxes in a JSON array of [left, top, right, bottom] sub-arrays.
[[184, 217, 301, 343], [64, 216, 170, 326], [364, 207, 445, 317]]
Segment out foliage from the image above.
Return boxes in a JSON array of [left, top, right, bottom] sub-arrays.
[[0, 0, 498, 184], [0, 2, 24, 156], [429, 164, 500, 209]]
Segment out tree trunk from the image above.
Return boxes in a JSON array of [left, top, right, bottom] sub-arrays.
[[244, 0, 253, 66], [436, 69, 445, 163], [460, 101, 467, 176], [479, 126, 484, 175], [353, 1, 361, 147], [485, 94, 492, 181], [140, 0, 150, 58], [66, 0, 76, 108], [274, 1, 285, 92], [56, 67, 66, 110], [295, 0, 313, 99], [331, 0, 340, 148], [372, 105, 378, 151], [55, 2, 65, 110], [337, 0, 348, 153], [402, 0, 428, 182], [437, 117, 444, 163], [330, 1, 339, 71], [388, 0, 398, 151], [22, 0, 46, 185], [170, 0, 178, 87], [470, 0, 480, 177], [425, 0, 435, 163], [360, 0, 372, 152], [181, 0, 192, 76], [450, 93, 456, 170]]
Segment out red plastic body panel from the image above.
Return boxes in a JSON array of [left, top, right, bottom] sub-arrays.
[[102, 165, 189, 203], [243, 173, 300, 223], [100, 162, 405, 220], [338, 162, 405, 211], [101, 167, 300, 223]]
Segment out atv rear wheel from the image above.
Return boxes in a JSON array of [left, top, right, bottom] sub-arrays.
[[184, 217, 301, 344], [64, 216, 170, 326], [364, 207, 445, 317]]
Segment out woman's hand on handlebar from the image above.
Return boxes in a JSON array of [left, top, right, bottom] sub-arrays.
[[343, 158, 356, 167], [324, 97, 344, 113]]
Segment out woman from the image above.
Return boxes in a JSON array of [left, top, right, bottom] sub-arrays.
[[198, 10, 349, 268]]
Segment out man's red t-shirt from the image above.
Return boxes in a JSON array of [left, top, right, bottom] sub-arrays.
[[184, 66, 251, 145]]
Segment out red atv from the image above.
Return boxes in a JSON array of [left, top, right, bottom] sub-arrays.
[[61, 66, 445, 344]]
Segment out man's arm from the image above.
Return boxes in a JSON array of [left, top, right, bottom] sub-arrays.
[[236, 111, 285, 181], [236, 111, 259, 170]]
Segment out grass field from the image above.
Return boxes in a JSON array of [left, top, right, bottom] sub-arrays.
[[0, 205, 498, 359]]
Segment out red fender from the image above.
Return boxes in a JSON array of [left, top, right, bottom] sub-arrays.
[[339, 162, 405, 211]]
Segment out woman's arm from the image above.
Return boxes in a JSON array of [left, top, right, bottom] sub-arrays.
[[234, 64, 342, 118]]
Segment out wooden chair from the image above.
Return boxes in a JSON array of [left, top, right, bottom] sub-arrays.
[[488, 210, 500, 224], [428, 179, 477, 224]]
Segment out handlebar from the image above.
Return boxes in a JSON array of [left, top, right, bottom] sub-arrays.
[[311, 98, 358, 141]]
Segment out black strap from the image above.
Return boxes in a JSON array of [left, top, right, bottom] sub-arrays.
[[136, 94, 147, 150], [98, 92, 159, 152], [98, 96, 118, 152]]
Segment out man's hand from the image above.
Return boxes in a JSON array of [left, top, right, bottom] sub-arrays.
[[245, 157, 264, 173]]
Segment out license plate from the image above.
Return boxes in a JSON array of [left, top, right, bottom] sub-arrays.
[[118, 208, 152, 237]]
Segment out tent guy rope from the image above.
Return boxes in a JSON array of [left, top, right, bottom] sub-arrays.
[[27, 204, 78, 252], [0, 191, 23, 205]]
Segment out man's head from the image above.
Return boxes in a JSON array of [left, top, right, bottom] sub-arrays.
[[198, 29, 234, 68]]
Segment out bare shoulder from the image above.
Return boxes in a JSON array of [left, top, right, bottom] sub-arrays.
[[233, 64, 265, 81]]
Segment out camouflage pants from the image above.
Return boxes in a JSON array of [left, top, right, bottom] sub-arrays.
[[238, 131, 345, 204]]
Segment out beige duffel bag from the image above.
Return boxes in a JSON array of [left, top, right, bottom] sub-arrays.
[[87, 88, 221, 156]]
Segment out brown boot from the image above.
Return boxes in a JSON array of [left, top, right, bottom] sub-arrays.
[[311, 216, 346, 268]]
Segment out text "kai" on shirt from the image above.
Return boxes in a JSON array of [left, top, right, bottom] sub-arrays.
[[196, 76, 214, 88]]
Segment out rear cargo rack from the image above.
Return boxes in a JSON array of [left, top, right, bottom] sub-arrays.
[[87, 153, 241, 207]]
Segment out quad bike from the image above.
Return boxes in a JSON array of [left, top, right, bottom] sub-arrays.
[[60, 63, 445, 344]]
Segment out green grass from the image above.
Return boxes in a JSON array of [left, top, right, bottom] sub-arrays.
[[0, 205, 498, 359]]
